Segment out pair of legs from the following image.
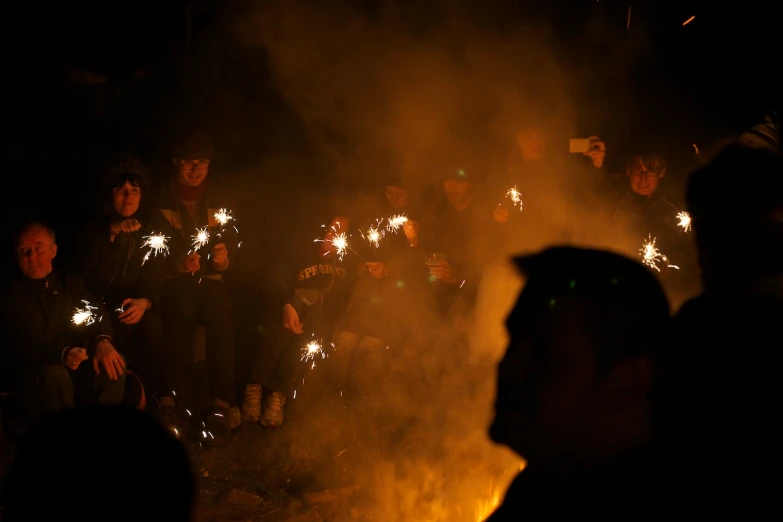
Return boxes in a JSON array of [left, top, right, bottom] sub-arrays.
[[160, 277, 236, 407], [110, 308, 164, 398], [36, 363, 126, 416]]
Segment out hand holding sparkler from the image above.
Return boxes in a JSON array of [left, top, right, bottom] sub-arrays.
[[118, 297, 151, 325], [211, 243, 229, 270], [365, 261, 388, 279], [64, 347, 88, 371], [180, 252, 201, 274]]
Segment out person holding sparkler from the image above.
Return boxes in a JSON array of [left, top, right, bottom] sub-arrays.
[[610, 151, 698, 302], [81, 155, 166, 400], [1, 222, 125, 421], [250, 216, 358, 427], [153, 132, 241, 444]]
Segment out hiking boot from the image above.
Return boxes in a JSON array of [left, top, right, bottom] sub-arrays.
[[203, 401, 242, 447], [261, 391, 286, 428], [242, 384, 262, 423]]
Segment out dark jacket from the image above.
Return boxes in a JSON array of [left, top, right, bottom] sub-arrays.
[[1, 271, 113, 390], [488, 447, 668, 520], [656, 284, 783, 514], [81, 219, 166, 310], [153, 178, 240, 281], [282, 245, 358, 328]]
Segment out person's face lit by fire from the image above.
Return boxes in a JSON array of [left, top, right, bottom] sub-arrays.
[[176, 158, 210, 188], [112, 180, 141, 218], [627, 155, 666, 198], [321, 216, 350, 256], [443, 178, 472, 209], [384, 185, 408, 209], [517, 126, 546, 161], [491, 293, 606, 465], [16, 225, 57, 280]]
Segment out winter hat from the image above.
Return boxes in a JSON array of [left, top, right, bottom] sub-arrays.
[[172, 132, 214, 161]]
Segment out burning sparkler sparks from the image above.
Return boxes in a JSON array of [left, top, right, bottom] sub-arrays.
[[315, 222, 349, 260], [677, 211, 692, 232], [72, 300, 99, 326], [213, 208, 234, 226], [640, 235, 680, 272], [191, 227, 210, 250], [301, 339, 325, 364], [387, 214, 408, 232], [141, 232, 170, 265], [506, 186, 523, 211]]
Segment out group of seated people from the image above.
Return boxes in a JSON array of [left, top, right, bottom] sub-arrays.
[[1, 133, 781, 520]]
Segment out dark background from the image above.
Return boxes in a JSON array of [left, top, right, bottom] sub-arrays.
[[0, 0, 776, 276]]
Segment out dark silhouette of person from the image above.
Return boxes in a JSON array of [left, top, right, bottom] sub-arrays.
[[2, 405, 196, 522], [488, 247, 671, 519], [658, 142, 783, 514]]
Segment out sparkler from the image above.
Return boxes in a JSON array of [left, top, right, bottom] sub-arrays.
[[314, 222, 349, 260], [191, 227, 210, 250], [140, 232, 170, 265], [506, 186, 523, 211], [301, 339, 326, 369], [387, 214, 408, 232], [72, 300, 100, 326], [640, 235, 679, 272], [213, 208, 234, 226], [677, 211, 692, 232]]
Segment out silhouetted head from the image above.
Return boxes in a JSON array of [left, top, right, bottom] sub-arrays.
[[686, 142, 783, 287], [490, 247, 670, 476], [4, 406, 196, 522]]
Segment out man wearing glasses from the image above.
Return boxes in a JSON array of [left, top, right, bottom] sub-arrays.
[[153, 132, 241, 446]]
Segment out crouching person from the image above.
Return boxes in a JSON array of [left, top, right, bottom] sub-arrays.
[[1, 222, 125, 423]]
